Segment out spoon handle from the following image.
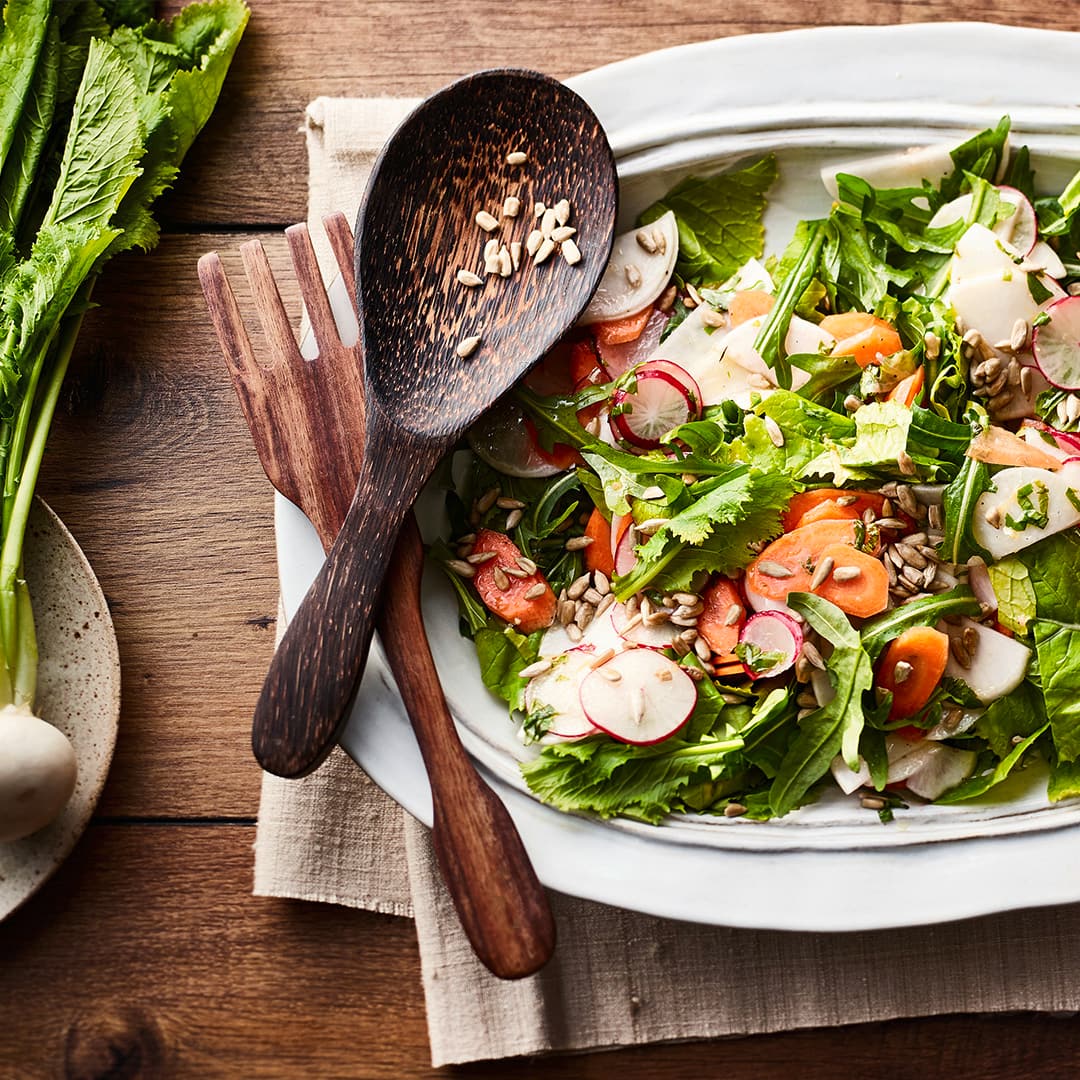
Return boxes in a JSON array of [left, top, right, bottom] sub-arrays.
[[382, 517, 556, 979], [253, 414, 439, 777]]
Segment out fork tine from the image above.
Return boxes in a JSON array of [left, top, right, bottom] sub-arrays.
[[322, 212, 357, 313], [198, 252, 261, 381], [285, 223, 339, 355], [240, 238, 302, 361]]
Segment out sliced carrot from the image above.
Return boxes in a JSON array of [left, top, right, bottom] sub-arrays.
[[471, 529, 556, 633], [728, 290, 775, 327], [712, 659, 746, 680], [696, 577, 746, 657], [570, 338, 609, 389], [876, 626, 950, 720], [524, 417, 581, 471], [967, 425, 1062, 471], [887, 366, 925, 408], [745, 519, 884, 618], [583, 508, 614, 576], [782, 489, 885, 532], [594, 307, 653, 346], [812, 543, 890, 618], [820, 312, 903, 369]]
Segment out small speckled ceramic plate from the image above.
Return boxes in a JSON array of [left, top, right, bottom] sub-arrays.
[[0, 499, 120, 921]]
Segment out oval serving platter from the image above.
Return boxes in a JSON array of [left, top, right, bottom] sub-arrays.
[[278, 23, 1080, 932], [0, 500, 121, 922]]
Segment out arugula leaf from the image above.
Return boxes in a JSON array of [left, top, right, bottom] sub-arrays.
[[820, 207, 915, 313], [940, 116, 1011, 202], [986, 557, 1036, 634], [474, 622, 541, 714], [940, 454, 993, 564], [770, 594, 873, 814], [936, 722, 1048, 804], [754, 218, 826, 388], [520, 731, 745, 824], [638, 155, 776, 285], [860, 586, 980, 662]]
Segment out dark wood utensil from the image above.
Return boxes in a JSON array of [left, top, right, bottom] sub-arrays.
[[199, 213, 556, 979], [253, 69, 617, 781]]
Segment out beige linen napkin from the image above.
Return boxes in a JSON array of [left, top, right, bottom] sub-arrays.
[[254, 96, 1080, 1068]]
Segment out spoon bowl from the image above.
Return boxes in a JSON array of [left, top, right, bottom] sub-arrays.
[[253, 69, 617, 778]]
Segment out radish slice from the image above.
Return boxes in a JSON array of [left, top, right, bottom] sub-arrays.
[[539, 605, 624, 659], [639, 359, 704, 410], [972, 462, 1080, 558], [579, 650, 697, 745], [611, 368, 699, 450], [943, 618, 1031, 704], [467, 400, 562, 478], [1021, 419, 1080, 456], [596, 308, 667, 379], [613, 522, 638, 576], [1029, 240, 1067, 280], [579, 212, 679, 325], [1034, 296, 1080, 391], [524, 649, 601, 740], [612, 601, 680, 649], [967, 558, 997, 614], [929, 187, 1036, 256], [744, 581, 796, 617], [905, 744, 978, 800], [1019, 424, 1075, 463], [737, 610, 803, 680]]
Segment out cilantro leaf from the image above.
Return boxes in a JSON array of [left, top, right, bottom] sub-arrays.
[[638, 155, 777, 284]]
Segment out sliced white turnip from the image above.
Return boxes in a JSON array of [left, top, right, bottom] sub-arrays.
[[1029, 240, 1067, 280], [972, 462, 1080, 558], [579, 211, 679, 325], [525, 649, 601, 740], [821, 143, 957, 200], [737, 610, 802, 679], [611, 368, 699, 450], [943, 617, 1032, 704], [744, 581, 797, 617], [905, 744, 978, 800], [967, 557, 997, 615], [579, 650, 697, 745], [612, 601, 680, 649], [1034, 295, 1080, 391], [829, 731, 934, 795], [925, 708, 983, 741], [725, 257, 775, 294], [467, 399, 562, 478], [596, 308, 667, 379], [930, 187, 1036, 256]]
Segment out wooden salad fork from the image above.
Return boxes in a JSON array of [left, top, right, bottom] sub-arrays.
[[198, 214, 556, 980]]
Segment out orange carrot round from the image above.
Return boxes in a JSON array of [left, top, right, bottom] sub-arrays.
[[583, 508, 614, 577], [471, 529, 556, 633], [696, 577, 746, 659], [728, 290, 775, 327], [876, 626, 951, 719], [594, 307, 653, 345], [812, 543, 890, 618], [820, 312, 903, 369], [782, 489, 885, 532]]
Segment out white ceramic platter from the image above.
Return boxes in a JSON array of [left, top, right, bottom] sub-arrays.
[[277, 23, 1080, 931], [0, 500, 121, 921]]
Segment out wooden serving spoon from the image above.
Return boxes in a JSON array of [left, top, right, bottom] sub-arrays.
[[253, 69, 617, 780]]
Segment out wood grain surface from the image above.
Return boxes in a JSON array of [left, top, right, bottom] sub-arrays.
[[5, 1, 1080, 1076]]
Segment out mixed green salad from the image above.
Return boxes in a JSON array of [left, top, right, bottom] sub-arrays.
[[439, 117, 1080, 825]]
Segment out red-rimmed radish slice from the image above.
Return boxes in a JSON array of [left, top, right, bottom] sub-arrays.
[[579, 650, 697, 745], [467, 400, 562, 478], [611, 601, 679, 648], [1034, 296, 1080, 391], [1019, 423, 1077, 463], [613, 521, 638, 576], [1021, 419, 1080, 455], [579, 212, 679, 325], [905, 744, 977, 800], [596, 308, 667, 379], [611, 369, 699, 450], [524, 649, 601, 741], [636, 358, 704, 411], [737, 610, 802, 680]]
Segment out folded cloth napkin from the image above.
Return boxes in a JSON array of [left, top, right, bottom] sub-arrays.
[[254, 95, 1080, 1068]]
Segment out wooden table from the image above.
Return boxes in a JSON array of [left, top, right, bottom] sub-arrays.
[[3, 2, 1078, 1076]]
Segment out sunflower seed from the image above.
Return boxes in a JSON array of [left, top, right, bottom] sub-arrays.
[[505, 509, 523, 530], [503, 195, 521, 217], [802, 641, 826, 670], [962, 625, 979, 652], [795, 655, 812, 683], [515, 556, 537, 575], [693, 636, 711, 662], [561, 239, 582, 266], [897, 449, 916, 476], [456, 335, 482, 358], [672, 592, 699, 606], [533, 201, 545, 218], [810, 555, 835, 591], [601, 665, 622, 682], [564, 535, 593, 552], [582, 587, 603, 606], [836, 495, 859, 507], [757, 560, 794, 579], [525, 229, 543, 256], [876, 517, 908, 530], [657, 285, 677, 312], [724, 802, 748, 818], [674, 602, 704, 619], [724, 604, 742, 627], [566, 623, 583, 642], [1070, 395, 1080, 424], [519, 658, 552, 679], [797, 690, 819, 709], [446, 559, 475, 578], [551, 225, 576, 243], [844, 394, 864, 412], [456, 268, 483, 287], [1020, 365, 1033, 396], [593, 571, 610, 595], [567, 575, 590, 600], [763, 415, 785, 448], [860, 796, 886, 811], [476, 487, 500, 513], [636, 228, 658, 254], [595, 593, 616, 618], [896, 543, 927, 569], [884, 558, 897, 586], [519, 582, 546, 602], [558, 599, 576, 625], [553, 198, 571, 225], [534, 237, 556, 264], [506, 150, 528, 165], [895, 485, 919, 517], [576, 605, 594, 631], [504, 566, 529, 580], [686, 282, 703, 308], [540, 207, 558, 238], [892, 660, 914, 685], [475, 209, 499, 232], [950, 635, 971, 668], [833, 566, 863, 583], [700, 306, 726, 328], [863, 507, 877, 526], [466, 551, 497, 565]]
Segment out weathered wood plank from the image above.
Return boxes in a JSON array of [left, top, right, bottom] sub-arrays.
[[155, 0, 1077, 228]]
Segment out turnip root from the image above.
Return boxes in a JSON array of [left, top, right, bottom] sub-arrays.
[[0, 704, 77, 842]]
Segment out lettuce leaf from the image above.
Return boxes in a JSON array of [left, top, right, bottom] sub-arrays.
[[0, 0, 51, 177], [936, 721, 1048, 804], [474, 621, 541, 714], [638, 155, 777, 284], [987, 557, 1036, 634]]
